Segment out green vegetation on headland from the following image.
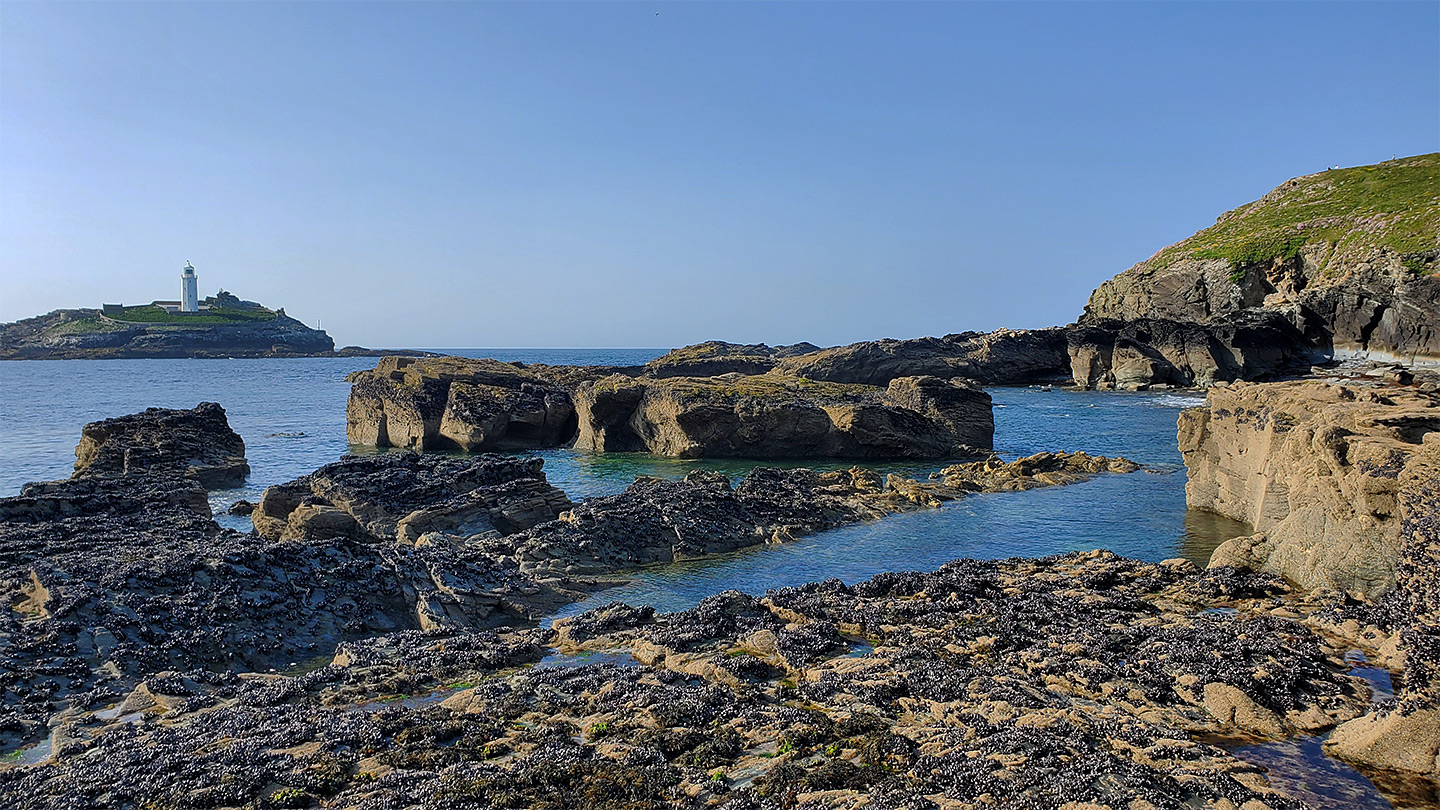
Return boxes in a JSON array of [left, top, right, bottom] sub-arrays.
[[108, 304, 278, 325], [1158, 153, 1439, 273]]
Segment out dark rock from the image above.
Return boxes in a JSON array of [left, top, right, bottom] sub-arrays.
[[72, 402, 249, 489]]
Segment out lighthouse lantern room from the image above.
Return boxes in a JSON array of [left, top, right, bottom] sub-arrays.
[[181, 261, 199, 313]]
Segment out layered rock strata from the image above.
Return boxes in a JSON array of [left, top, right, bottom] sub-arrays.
[[70, 401, 249, 489], [1179, 379, 1440, 778], [1, 553, 1385, 810], [774, 328, 1072, 386], [571, 373, 993, 458], [345, 356, 576, 451]]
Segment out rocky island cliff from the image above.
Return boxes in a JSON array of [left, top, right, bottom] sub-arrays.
[[0, 293, 433, 360]]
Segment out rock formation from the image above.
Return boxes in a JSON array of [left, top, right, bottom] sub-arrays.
[[71, 401, 249, 489], [251, 452, 573, 545], [642, 340, 820, 378], [570, 373, 993, 458], [1179, 379, 1440, 779], [1084, 153, 1440, 362], [2, 553, 1384, 810], [1067, 310, 1317, 390], [345, 356, 576, 451], [774, 328, 1072, 386]]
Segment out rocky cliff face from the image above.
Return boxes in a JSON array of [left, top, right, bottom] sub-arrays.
[[1179, 379, 1440, 777], [0, 308, 336, 359], [1085, 154, 1440, 362], [345, 356, 576, 452], [571, 373, 993, 459], [1068, 310, 1316, 390]]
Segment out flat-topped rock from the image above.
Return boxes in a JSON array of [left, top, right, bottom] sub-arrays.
[[571, 373, 992, 459], [345, 356, 576, 451], [252, 452, 573, 544], [642, 340, 820, 378], [72, 401, 249, 489]]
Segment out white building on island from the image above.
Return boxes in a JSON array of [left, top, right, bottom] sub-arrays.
[[181, 261, 199, 312]]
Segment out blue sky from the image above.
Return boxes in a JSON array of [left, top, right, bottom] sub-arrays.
[[2, 2, 1436, 348]]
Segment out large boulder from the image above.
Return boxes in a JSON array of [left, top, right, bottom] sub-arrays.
[[1084, 154, 1440, 362], [571, 373, 992, 459], [252, 452, 572, 544], [345, 356, 576, 451], [71, 402, 249, 489]]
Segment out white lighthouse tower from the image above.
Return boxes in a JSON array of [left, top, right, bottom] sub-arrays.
[[181, 261, 199, 312]]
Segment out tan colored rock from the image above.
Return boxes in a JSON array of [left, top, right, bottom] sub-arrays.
[[571, 373, 991, 459], [1180, 380, 1440, 599], [1325, 706, 1440, 775], [1201, 682, 1286, 737], [345, 356, 575, 451]]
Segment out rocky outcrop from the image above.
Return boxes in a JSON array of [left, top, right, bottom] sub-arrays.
[[571, 373, 993, 458], [71, 402, 249, 489], [345, 356, 576, 451], [252, 452, 572, 544], [3, 553, 1383, 810], [0, 307, 337, 360], [775, 327, 1071, 386], [642, 340, 820, 378], [1179, 380, 1439, 598], [1179, 379, 1440, 778], [1067, 310, 1318, 390], [1084, 154, 1440, 362]]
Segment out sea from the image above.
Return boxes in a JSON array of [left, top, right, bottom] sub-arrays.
[[0, 349, 1408, 808]]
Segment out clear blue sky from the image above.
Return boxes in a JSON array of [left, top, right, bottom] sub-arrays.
[[2, 2, 1436, 349]]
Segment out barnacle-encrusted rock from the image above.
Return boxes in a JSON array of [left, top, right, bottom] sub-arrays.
[[71, 401, 249, 489], [1, 553, 1380, 810]]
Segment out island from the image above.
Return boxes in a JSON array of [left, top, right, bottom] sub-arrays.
[[0, 267, 431, 360]]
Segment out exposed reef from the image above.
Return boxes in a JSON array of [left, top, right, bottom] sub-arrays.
[[70, 401, 250, 489], [0, 553, 1390, 810], [345, 356, 578, 452]]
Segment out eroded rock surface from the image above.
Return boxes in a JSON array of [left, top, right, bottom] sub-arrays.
[[1068, 311, 1317, 390], [1, 553, 1384, 810], [571, 374, 993, 459], [252, 452, 572, 544], [71, 401, 249, 489], [1180, 380, 1440, 599], [775, 328, 1072, 387], [346, 356, 576, 451]]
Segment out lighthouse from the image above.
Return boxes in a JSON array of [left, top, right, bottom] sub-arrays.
[[181, 261, 199, 312]]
